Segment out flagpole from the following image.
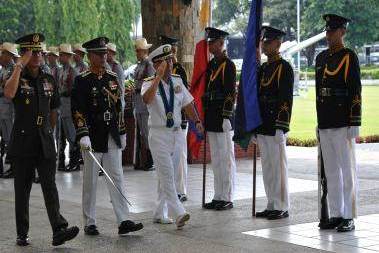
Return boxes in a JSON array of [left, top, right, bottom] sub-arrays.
[[252, 143, 257, 216]]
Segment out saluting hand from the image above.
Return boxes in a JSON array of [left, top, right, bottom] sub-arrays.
[[17, 50, 32, 67], [156, 60, 167, 79]]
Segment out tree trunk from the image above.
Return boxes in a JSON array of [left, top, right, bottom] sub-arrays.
[[141, 0, 201, 81], [303, 44, 316, 67]]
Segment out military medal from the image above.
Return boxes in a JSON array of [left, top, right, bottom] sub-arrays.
[[174, 85, 182, 93], [25, 98, 30, 105], [158, 78, 174, 128]]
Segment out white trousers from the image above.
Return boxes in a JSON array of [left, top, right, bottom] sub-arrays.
[[319, 127, 358, 219], [208, 131, 236, 202], [149, 128, 186, 220], [82, 135, 129, 226], [173, 125, 188, 195], [257, 134, 289, 211]]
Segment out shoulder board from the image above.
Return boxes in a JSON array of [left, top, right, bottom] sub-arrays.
[[80, 70, 91, 77], [106, 69, 117, 77], [144, 76, 155, 82], [171, 74, 181, 78]]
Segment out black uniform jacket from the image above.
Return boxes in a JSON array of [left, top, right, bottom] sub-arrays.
[[71, 69, 126, 153], [203, 56, 236, 132], [255, 57, 294, 136], [315, 47, 362, 129], [8, 67, 60, 159]]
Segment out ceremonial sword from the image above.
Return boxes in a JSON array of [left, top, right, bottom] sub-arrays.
[[85, 149, 133, 206]]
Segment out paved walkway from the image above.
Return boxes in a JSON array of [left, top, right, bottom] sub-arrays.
[[0, 143, 379, 252]]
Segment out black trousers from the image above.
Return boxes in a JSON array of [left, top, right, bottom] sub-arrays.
[[13, 156, 68, 236]]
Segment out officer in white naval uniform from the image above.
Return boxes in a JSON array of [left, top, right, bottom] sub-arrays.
[[71, 37, 143, 236], [142, 44, 203, 229]]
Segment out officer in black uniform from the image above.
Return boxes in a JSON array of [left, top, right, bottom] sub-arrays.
[[71, 37, 143, 236], [4, 33, 79, 246], [202, 27, 237, 211], [254, 26, 294, 220], [316, 14, 361, 232]]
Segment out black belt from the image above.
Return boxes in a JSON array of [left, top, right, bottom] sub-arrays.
[[259, 96, 277, 103], [318, 88, 348, 97]]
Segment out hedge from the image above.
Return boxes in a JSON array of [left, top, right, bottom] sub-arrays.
[[300, 68, 379, 80], [287, 135, 379, 147]]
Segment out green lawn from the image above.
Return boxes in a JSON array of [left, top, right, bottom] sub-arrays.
[[289, 86, 379, 140]]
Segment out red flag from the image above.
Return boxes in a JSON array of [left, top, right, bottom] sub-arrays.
[[188, 39, 209, 159]]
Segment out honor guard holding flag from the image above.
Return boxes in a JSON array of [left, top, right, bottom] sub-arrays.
[[0, 43, 19, 178], [71, 37, 143, 236], [4, 33, 79, 246], [255, 26, 293, 220], [316, 14, 361, 232], [160, 35, 189, 202], [203, 27, 237, 211], [142, 44, 203, 228]]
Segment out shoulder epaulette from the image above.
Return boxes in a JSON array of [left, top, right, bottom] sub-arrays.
[[106, 69, 117, 77], [144, 76, 155, 82], [80, 70, 91, 77]]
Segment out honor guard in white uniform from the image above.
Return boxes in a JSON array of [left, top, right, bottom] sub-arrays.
[[316, 14, 361, 232], [160, 35, 189, 202], [255, 26, 294, 220], [202, 27, 237, 211], [71, 37, 143, 236], [0, 43, 19, 178], [142, 44, 203, 229]]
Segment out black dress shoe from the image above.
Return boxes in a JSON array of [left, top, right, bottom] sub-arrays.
[[256, 209, 273, 218], [203, 200, 222, 209], [2, 169, 14, 179], [118, 220, 144, 236], [319, 217, 343, 230], [267, 210, 289, 220], [84, 225, 99, 236], [52, 226, 79, 246], [16, 235, 30, 246], [337, 219, 355, 232], [99, 170, 104, 176], [215, 201, 233, 211]]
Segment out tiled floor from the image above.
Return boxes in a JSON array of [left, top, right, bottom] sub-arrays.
[[243, 214, 379, 252]]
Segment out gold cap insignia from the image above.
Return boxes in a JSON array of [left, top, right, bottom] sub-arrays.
[[33, 34, 40, 43]]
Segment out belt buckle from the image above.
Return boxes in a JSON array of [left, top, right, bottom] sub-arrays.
[[321, 88, 329, 97], [104, 111, 111, 121], [36, 116, 43, 126]]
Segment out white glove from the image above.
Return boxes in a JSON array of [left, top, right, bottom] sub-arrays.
[[222, 119, 232, 132], [79, 136, 92, 150], [274, 129, 285, 144], [251, 134, 257, 144], [120, 134, 127, 150], [347, 126, 360, 139]]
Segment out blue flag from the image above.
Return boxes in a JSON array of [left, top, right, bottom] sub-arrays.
[[233, 0, 263, 149]]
